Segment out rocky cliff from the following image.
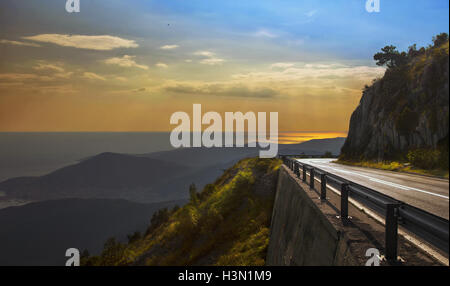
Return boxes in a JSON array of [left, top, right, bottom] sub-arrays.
[[341, 35, 449, 164]]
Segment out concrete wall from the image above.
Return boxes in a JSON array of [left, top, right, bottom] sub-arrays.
[[266, 166, 357, 266]]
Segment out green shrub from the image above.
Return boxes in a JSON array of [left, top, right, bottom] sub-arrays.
[[407, 149, 442, 169], [322, 151, 333, 158], [127, 231, 142, 244], [145, 207, 171, 235]]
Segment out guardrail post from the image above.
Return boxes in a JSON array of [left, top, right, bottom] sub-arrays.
[[320, 173, 327, 200], [385, 204, 399, 261], [310, 168, 315, 189], [294, 162, 299, 177], [340, 184, 349, 220], [302, 165, 307, 182]]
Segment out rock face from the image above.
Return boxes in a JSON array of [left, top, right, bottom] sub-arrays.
[[341, 41, 449, 161]]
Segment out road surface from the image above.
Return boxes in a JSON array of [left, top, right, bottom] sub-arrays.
[[296, 159, 449, 220]]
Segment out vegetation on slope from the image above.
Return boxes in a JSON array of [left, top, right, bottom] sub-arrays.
[[82, 158, 281, 266], [336, 160, 449, 179]]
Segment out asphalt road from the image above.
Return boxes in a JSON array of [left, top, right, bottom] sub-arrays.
[[296, 159, 449, 220]]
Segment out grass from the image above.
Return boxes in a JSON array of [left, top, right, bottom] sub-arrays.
[[336, 160, 449, 179]]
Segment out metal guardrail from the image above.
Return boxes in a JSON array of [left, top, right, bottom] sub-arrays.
[[280, 155, 450, 261]]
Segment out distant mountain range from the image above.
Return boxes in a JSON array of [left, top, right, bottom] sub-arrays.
[[0, 198, 184, 266], [0, 137, 345, 203]]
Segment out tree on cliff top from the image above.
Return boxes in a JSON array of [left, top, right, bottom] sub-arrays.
[[374, 33, 448, 70], [433, 33, 449, 47], [374, 45, 408, 68]]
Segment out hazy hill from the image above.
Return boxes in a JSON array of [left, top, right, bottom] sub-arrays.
[[0, 138, 345, 203], [341, 34, 449, 169], [143, 147, 259, 168], [144, 137, 345, 167], [0, 198, 185, 266], [279, 137, 346, 156], [0, 152, 187, 202]]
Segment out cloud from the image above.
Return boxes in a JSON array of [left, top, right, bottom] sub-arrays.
[[115, 76, 128, 82], [304, 63, 347, 69], [305, 10, 318, 17], [160, 45, 179, 50], [0, 73, 41, 81], [0, 39, 41, 47], [33, 63, 65, 73], [0, 72, 72, 84], [193, 51, 216, 57], [133, 87, 146, 93], [82, 72, 106, 81], [32, 62, 73, 79], [232, 63, 385, 83], [200, 58, 225, 65], [22, 34, 138, 51], [288, 39, 306, 46], [253, 29, 278, 38], [228, 62, 386, 99], [50, 71, 73, 79], [271, 63, 295, 69], [0, 81, 78, 95], [155, 62, 168, 68], [165, 83, 277, 98], [193, 51, 225, 65], [103, 55, 149, 70]]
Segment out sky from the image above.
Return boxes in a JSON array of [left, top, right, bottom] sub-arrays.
[[0, 0, 448, 138]]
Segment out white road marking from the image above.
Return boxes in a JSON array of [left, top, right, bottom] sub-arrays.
[[297, 159, 449, 200]]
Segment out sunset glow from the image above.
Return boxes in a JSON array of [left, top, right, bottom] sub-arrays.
[[0, 1, 448, 133]]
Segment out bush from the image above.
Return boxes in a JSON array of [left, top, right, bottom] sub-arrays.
[[189, 183, 199, 205], [127, 231, 142, 244], [407, 149, 442, 169], [145, 208, 170, 235], [99, 237, 126, 266], [322, 151, 333, 158], [433, 33, 449, 47]]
